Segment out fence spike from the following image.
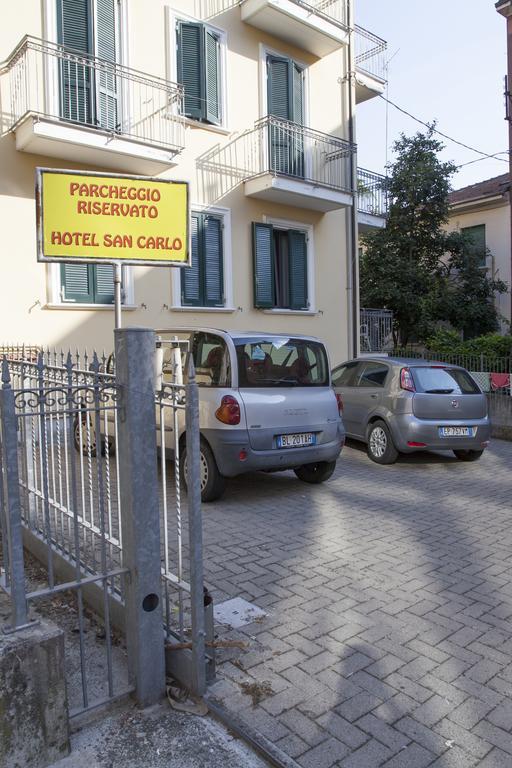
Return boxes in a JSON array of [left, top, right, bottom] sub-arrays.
[[91, 351, 100, 374], [1, 356, 11, 387]]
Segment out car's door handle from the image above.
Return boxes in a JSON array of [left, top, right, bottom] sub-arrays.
[[370, 394, 378, 399]]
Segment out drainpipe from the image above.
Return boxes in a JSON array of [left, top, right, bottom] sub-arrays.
[[496, 0, 512, 328], [346, 0, 359, 358]]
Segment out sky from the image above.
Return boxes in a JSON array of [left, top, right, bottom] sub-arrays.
[[355, 0, 509, 191]]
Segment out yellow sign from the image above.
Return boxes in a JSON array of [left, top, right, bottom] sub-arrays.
[[36, 168, 189, 266]]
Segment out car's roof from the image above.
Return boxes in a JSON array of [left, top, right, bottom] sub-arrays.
[[334, 356, 466, 370], [156, 327, 322, 343]]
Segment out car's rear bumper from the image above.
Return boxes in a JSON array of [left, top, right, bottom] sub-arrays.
[[203, 427, 345, 478], [390, 415, 491, 452]]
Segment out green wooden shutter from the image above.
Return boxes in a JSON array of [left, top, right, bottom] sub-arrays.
[[94, 264, 115, 304], [292, 63, 304, 124], [267, 56, 290, 119], [182, 213, 202, 306], [61, 263, 93, 303], [57, 0, 93, 124], [204, 29, 221, 125], [288, 230, 308, 310], [96, 0, 118, 130], [204, 215, 224, 306], [252, 223, 274, 308], [177, 21, 204, 120]]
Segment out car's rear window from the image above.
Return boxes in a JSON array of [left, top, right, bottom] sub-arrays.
[[236, 338, 329, 387], [412, 367, 480, 395]]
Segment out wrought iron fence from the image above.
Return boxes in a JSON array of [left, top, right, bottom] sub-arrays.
[[355, 25, 387, 82], [360, 309, 394, 353], [0, 334, 208, 721], [0, 348, 130, 716], [357, 168, 387, 217], [2, 36, 185, 153]]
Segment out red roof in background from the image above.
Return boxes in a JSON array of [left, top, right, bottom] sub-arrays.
[[448, 173, 510, 205]]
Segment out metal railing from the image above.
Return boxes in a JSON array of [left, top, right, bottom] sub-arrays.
[[0, 332, 208, 723], [2, 36, 185, 153], [201, 116, 355, 198], [357, 168, 387, 217], [355, 25, 387, 82], [197, 0, 347, 27], [360, 309, 394, 353]]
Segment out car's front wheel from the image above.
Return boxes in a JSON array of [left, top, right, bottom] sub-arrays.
[[179, 438, 226, 503], [453, 449, 484, 462], [294, 460, 336, 484], [367, 421, 399, 465]]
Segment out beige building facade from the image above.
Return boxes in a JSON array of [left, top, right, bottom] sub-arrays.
[[0, 0, 387, 362], [448, 174, 511, 331]]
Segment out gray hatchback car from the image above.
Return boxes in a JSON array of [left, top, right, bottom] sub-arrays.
[[332, 357, 491, 464]]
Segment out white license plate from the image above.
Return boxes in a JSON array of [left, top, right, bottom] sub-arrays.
[[277, 432, 316, 448], [439, 426, 474, 438]]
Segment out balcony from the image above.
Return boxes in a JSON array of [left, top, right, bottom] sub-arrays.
[[240, 0, 348, 57], [229, 116, 355, 211], [355, 26, 387, 103], [357, 168, 387, 230], [1, 36, 185, 174]]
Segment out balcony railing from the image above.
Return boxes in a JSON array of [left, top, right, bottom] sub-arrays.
[[2, 36, 185, 154], [357, 168, 387, 217], [197, 0, 347, 27], [244, 116, 355, 192], [355, 25, 387, 82]]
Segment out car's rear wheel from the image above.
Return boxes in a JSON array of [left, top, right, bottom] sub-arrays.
[[180, 438, 226, 503], [453, 449, 484, 462], [294, 460, 336, 484], [73, 413, 113, 457], [367, 421, 399, 465]]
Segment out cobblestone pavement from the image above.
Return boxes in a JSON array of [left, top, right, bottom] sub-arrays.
[[204, 439, 512, 768]]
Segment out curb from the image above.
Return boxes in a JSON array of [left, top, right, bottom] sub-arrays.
[[206, 697, 302, 768]]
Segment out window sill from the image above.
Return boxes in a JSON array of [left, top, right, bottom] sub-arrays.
[[262, 309, 318, 316], [182, 117, 231, 135], [170, 305, 237, 313], [45, 303, 137, 311]]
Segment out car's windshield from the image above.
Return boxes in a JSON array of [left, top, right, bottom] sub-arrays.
[[412, 367, 480, 395], [235, 338, 329, 387]]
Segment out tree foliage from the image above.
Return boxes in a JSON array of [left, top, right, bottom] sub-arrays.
[[360, 128, 509, 345]]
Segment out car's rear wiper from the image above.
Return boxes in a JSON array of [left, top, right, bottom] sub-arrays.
[[424, 388, 454, 394]]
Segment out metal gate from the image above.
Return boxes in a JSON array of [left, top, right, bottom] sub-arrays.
[[0, 328, 208, 719]]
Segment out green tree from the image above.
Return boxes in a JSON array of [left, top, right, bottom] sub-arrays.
[[359, 128, 508, 344]]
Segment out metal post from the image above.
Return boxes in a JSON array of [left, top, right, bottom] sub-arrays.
[[114, 327, 165, 706], [0, 358, 29, 630], [186, 357, 206, 697], [114, 263, 122, 330]]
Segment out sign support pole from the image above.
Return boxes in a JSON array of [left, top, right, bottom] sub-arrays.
[[114, 262, 122, 329]]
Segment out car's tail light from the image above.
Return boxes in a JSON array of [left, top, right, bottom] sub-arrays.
[[336, 393, 344, 416], [400, 367, 416, 392], [215, 395, 241, 425], [407, 441, 426, 447]]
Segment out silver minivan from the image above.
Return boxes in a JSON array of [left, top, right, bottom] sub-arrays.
[[332, 357, 491, 464], [156, 328, 345, 500]]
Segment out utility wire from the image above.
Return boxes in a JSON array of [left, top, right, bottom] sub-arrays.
[[378, 93, 509, 164]]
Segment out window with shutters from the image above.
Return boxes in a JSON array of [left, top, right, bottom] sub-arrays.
[[252, 221, 311, 311], [181, 212, 225, 307], [56, 0, 120, 130], [59, 263, 116, 304], [176, 18, 223, 126], [461, 224, 487, 268]]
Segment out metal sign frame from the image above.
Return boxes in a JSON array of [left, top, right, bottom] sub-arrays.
[[35, 167, 190, 268]]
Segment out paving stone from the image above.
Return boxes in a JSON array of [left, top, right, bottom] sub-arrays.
[[473, 720, 512, 756], [336, 692, 383, 723], [275, 733, 309, 760], [279, 708, 327, 747], [434, 717, 493, 759], [297, 737, 349, 768], [316, 711, 368, 750], [477, 748, 512, 767], [339, 738, 393, 767], [381, 743, 435, 768], [355, 713, 410, 752], [394, 715, 447, 755], [427, 746, 479, 767], [448, 697, 495, 729]]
